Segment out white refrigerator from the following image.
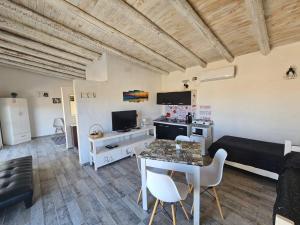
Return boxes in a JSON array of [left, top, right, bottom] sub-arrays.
[[0, 98, 31, 145]]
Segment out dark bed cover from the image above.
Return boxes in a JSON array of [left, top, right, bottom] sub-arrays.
[[273, 152, 300, 225], [208, 135, 284, 173]]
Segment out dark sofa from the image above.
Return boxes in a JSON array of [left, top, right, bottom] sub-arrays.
[[0, 156, 33, 209]]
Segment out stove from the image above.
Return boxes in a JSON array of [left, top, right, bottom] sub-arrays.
[[190, 119, 213, 155], [192, 119, 213, 126]]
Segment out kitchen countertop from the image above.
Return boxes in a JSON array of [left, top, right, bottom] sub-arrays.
[[139, 139, 203, 166], [153, 118, 191, 126]]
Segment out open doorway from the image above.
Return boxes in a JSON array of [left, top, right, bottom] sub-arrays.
[[61, 87, 78, 150]]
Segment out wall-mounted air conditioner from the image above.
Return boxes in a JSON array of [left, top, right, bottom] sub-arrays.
[[198, 66, 235, 82]]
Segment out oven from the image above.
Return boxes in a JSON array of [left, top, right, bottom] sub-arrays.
[[191, 126, 212, 138]]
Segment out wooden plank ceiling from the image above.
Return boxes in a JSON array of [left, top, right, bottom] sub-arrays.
[[0, 0, 299, 80]]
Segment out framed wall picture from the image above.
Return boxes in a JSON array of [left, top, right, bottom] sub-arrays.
[[38, 91, 49, 97], [52, 98, 61, 104], [123, 90, 149, 103]]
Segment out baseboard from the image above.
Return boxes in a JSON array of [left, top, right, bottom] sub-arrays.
[[225, 160, 279, 180]]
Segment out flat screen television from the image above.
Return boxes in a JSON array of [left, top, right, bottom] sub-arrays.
[[112, 110, 137, 132]]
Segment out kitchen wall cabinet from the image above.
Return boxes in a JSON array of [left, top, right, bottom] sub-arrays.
[[157, 90, 196, 105]]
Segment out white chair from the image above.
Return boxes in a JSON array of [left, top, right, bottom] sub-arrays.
[[175, 135, 191, 142], [147, 170, 190, 225], [134, 146, 168, 204], [189, 149, 227, 219], [53, 118, 64, 134], [172, 135, 192, 178]]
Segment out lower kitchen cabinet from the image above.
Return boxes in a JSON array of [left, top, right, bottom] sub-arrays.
[[154, 122, 188, 140]]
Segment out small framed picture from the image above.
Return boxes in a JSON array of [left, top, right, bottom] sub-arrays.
[[38, 91, 49, 98], [52, 98, 61, 104]]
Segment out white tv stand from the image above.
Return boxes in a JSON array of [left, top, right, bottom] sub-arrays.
[[88, 125, 156, 170]]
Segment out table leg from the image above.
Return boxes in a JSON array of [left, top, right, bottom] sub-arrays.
[[193, 166, 201, 225], [141, 158, 148, 211], [90, 142, 94, 166], [93, 142, 97, 170]]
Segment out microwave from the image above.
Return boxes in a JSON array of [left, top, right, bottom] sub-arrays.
[[191, 126, 211, 138]]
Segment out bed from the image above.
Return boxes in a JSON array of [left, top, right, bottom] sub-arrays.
[[208, 135, 284, 179]]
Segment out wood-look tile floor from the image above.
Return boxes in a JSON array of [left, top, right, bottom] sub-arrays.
[[0, 136, 277, 225]]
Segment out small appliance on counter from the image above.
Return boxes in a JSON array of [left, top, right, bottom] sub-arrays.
[[190, 119, 213, 155], [185, 112, 192, 124]]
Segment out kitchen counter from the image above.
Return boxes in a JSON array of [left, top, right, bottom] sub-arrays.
[[153, 118, 192, 140], [153, 118, 191, 127]]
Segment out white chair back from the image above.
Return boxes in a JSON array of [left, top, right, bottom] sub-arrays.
[[146, 170, 181, 203], [206, 149, 227, 186], [175, 135, 191, 142], [53, 118, 64, 127]]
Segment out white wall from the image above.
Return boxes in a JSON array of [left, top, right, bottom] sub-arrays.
[[0, 66, 73, 137], [86, 53, 108, 81], [74, 53, 162, 164], [162, 42, 300, 145]]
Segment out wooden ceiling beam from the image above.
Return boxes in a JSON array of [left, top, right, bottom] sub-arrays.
[[0, 16, 99, 61], [171, 0, 234, 62], [0, 0, 169, 74], [0, 39, 86, 71], [0, 59, 84, 80], [245, 0, 270, 55], [0, 47, 85, 75], [47, 0, 184, 72], [0, 39, 85, 70], [0, 31, 90, 65], [0, 53, 85, 78], [109, 0, 206, 68]]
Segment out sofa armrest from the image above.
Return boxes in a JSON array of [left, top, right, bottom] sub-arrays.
[[275, 215, 295, 225]]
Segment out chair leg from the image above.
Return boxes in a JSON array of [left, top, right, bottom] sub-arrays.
[[137, 188, 142, 204], [179, 201, 190, 220], [160, 201, 164, 208], [189, 184, 194, 193], [171, 204, 176, 225], [212, 187, 224, 220], [148, 199, 159, 225], [190, 203, 194, 215]]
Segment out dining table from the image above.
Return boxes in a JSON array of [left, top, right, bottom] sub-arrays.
[[139, 139, 204, 225]]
